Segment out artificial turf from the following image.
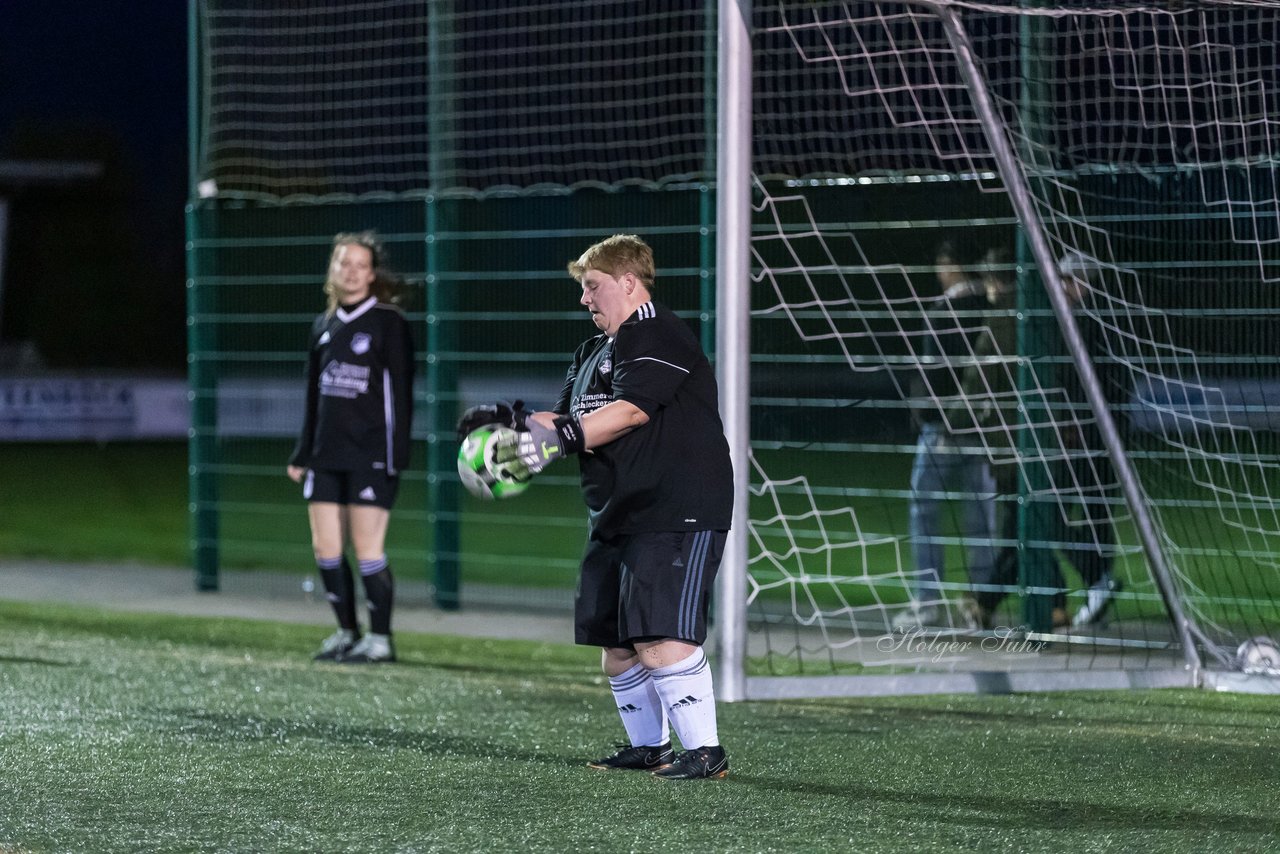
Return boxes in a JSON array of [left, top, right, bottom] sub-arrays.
[[1, 600, 1276, 853]]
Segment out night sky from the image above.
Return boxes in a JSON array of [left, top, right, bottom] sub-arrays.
[[0, 0, 188, 369]]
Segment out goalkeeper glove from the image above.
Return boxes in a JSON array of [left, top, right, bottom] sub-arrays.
[[494, 414, 585, 476], [455, 400, 530, 440]]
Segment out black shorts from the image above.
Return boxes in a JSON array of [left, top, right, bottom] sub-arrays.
[[575, 529, 727, 648], [302, 468, 400, 510]]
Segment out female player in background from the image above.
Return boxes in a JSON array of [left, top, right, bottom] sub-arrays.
[[287, 231, 415, 663]]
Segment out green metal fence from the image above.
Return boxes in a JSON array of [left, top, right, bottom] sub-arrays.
[[186, 190, 715, 607]]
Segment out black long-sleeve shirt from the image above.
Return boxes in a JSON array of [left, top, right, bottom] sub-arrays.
[[290, 296, 415, 475]]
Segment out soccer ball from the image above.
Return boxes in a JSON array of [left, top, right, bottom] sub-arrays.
[[456, 425, 531, 501], [1235, 636, 1280, 674]]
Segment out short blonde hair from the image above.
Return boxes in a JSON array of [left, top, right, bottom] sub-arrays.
[[567, 234, 655, 289]]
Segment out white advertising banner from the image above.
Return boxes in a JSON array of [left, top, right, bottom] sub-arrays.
[[0, 377, 188, 441], [0, 373, 559, 441]]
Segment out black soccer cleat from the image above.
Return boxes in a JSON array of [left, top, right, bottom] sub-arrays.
[[652, 745, 729, 781], [587, 742, 675, 772]]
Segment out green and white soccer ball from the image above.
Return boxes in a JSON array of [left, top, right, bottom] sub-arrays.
[[457, 424, 531, 501], [1236, 635, 1280, 675]]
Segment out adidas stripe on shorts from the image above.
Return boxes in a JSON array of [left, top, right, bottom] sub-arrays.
[[575, 530, 727, 647]]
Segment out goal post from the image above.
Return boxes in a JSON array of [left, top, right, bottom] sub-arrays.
[[715, 0, 755, 704]]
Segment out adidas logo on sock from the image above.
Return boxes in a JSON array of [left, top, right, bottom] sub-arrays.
[[617, 703, 641, 714], [671, 695, 702, 709], [359, 486, 376, 501], [672, 557, 685, 567]]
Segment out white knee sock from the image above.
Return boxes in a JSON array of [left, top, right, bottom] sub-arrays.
[[648, 647, 720, 749], [608, 663, 669, 748]]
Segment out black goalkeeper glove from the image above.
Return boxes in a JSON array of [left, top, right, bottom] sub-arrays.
[[455, 400, 531, 441]]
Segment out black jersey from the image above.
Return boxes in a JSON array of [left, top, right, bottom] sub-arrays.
[[554, 300, 733, 537], [290, 296, 415, 476]]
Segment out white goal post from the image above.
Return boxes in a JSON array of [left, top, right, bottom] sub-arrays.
[[715, 0, 755, 703]]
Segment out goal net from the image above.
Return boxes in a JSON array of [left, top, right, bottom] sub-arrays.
[[195, 0, 710, 201], [737, 0, 1280, 695]]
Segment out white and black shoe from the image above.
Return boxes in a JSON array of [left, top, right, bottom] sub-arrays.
[[313, 629, 358, 662], [957, 596, 992, 631], [1072, 576, 1124, 628], [341, 633, 396, 663], [891, 603, 942, 632]]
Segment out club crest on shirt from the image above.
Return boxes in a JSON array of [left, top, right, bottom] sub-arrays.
[[598, 355, 612, 376], [351, 333, 372, 355], [318, 330, 331, 345]]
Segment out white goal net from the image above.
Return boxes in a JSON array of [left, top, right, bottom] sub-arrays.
[[195, 0, 710, 200], [734, 0, 1280, 695]]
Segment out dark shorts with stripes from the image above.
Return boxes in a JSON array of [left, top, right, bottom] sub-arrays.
[[303, 468, 400, 510], [574, 529, 727, 648]]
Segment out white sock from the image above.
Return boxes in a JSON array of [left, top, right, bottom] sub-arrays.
[[648, 647, 719, 749], [608, 663, 669, 747]]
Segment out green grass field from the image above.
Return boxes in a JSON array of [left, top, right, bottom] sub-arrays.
[[0, 442, 191, 565], [0, 440, 591, 588], [2, 600, 1278, 853]]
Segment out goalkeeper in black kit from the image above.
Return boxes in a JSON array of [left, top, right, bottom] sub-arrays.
[[458, 234, 733, 780], [288, 231, 415, 664]]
